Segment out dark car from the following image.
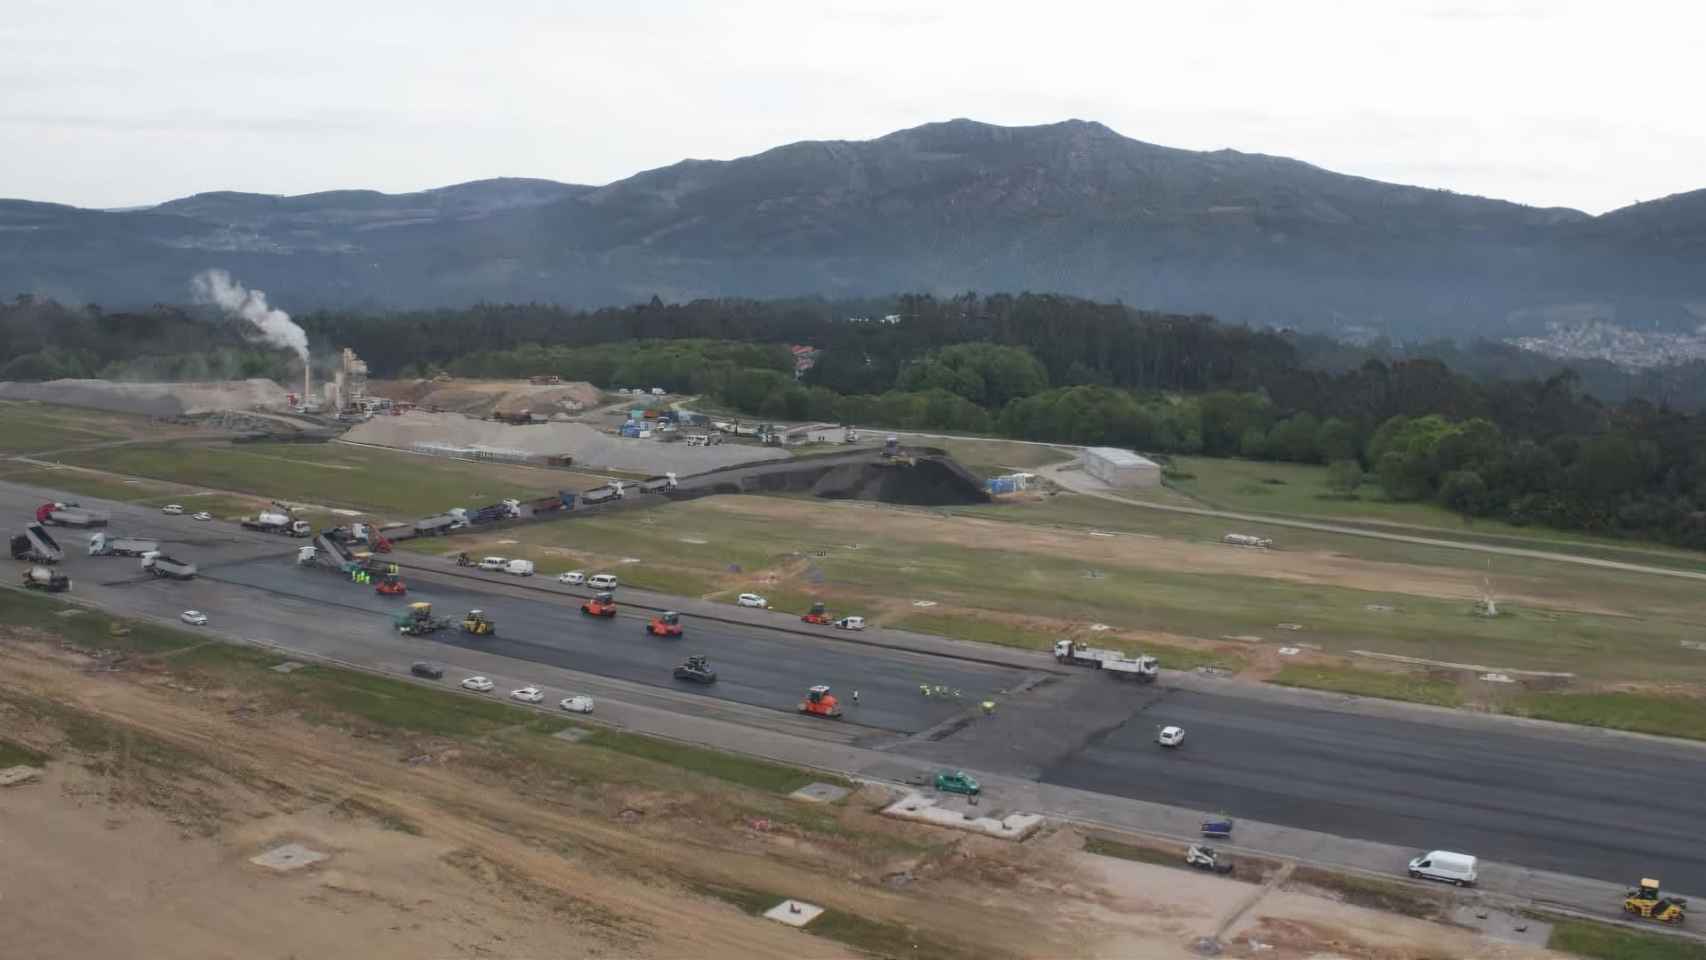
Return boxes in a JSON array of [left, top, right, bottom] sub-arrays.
[[410, 661, 445, 679]]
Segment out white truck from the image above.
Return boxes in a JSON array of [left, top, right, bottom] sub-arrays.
[[88, 532, 159, 557], [140, 551, 197, 580], [241, 510, 312, 537], [1053, 639, 1158, 681]]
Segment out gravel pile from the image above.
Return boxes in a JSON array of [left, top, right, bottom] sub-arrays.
[[345, 411, 790, 475], [0, 378, 290, 417]]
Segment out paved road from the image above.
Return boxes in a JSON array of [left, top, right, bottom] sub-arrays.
[[11, 477, 1706, 893], [1045, 462, 1706, 581]]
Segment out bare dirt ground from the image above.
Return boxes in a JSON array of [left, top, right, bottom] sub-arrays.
[[694, 497, 1629, 617], [0, 628, 1558, 960]]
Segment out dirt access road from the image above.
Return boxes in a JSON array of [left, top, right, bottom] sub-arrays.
[[1045, 461, 1706, 583]]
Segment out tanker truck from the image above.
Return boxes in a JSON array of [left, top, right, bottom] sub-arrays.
[[240, 509, 311, 537], [22, 566, 71, 592]]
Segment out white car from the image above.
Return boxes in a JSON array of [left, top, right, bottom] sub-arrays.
[[180, 610, 208, 626], [558, 570, 585, 585], [511, 686, 545, 703], [559, 695, 595, 714], [587, 573, 619, 590], [1157, 725, 1186, 748], [192, 511, 213, 521], [460, 676, 495, 693], [737, 593, 769, 608], [478, 556, 507, 571], [834, 616, 865, 630], [162, 504, 184, 515]]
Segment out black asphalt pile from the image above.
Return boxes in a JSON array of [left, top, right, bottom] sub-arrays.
[[673, 451, 989, 506]]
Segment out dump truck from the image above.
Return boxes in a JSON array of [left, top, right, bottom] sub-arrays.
[[22, 566, 71, 592], [36, 501, 109, 527], [241, 510, 311, 537], [414, 514, 459, 537], [87, 532, 158, 558], [518, 491, 576, 516], [395, 602, 452, 636], [140, 552, 197, 580], [11, 523, 64, 564], [1053, 639, 1158, 681], [639, 473, 679, 493], [798, 685, 843, 719]]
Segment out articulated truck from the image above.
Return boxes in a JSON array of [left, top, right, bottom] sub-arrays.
[[140, 551, 197, 580], [88, 532, 159, 557], [36, 501, 108, 527], [10, 523, 64, 564], [240, 510, 311, 537], [1053, 639, 1159, 681]]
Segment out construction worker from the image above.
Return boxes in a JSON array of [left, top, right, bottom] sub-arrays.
[[980, 700, 996, 716], [919, 684, 931, 697], [852, 689, 859, 704]]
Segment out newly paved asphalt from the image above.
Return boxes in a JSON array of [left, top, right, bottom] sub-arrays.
[[9, 477, 1706, 891]]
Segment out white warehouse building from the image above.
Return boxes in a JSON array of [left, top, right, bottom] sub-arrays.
[[1082, 447, 1161, 488]]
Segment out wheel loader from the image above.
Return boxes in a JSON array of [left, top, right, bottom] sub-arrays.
[[460, 609, 496, 636], [1624, 878, 1687, 924]]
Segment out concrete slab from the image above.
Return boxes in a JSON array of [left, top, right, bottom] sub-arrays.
[[882, 791, 1043, 840], [270, 660, 308, 674], [762, 899, 824, 927], [0, 765, 43, 787], [249, 843, 328, 871], [789, 782, 850, 803], [552, 727, 592, 744], [1450, 904, 1550, 946]]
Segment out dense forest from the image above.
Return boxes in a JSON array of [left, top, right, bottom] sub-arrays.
[[6, 292, 1706, 547]]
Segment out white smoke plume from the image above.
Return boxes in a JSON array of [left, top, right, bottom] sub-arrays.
[[190, 269, 309, 362]]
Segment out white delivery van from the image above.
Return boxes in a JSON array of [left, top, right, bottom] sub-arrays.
[[504, 559, 535, 576], [587, 573, 619, 590], [1408, 850, 1477, 886], [478, 556, 507, 571]]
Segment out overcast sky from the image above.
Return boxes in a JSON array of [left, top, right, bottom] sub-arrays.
[[5, 0, 1700, 214]]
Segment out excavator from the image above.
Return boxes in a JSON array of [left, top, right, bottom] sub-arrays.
[[801, 601, 833, 625], [581, 591, 617, 618], [375, 573, 407, 596], [797, 684, 843, 719], [460, 609, 496, 636], [646, 611, 683, 637], [1624, 878, 1687, 924]]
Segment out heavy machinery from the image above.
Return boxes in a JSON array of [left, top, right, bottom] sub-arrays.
[[22, 566, 71, 592], [140, 552, 197, 580], [461, 609, 497, 636], [1053, 639, 1158, 682], [1624, 878, 1687, 924], [240, 508, 311, 537], [36, 501, 108, 527], [581, 592, 617, 617], [646, 611, 683, 637], [673, 655, 717, 684], [797, 685, 843, 719], [88, 532, 158, 558], [395, 602, 452, 636], [11, 523, 63, 564], [801, 601, 833, 625], [456, 552, 475, 567], [1185, 845, 1235, 875], [375, 574, 407, 596]]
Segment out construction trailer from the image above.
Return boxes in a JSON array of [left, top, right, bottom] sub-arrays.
[[1082, 447, 1161, 489]]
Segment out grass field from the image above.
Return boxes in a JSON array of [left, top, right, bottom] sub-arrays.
[[1547, 918, 1706, 960], [57, 440, 604, 519], [1270, 664, 1464, 707], [1505, 692, 1706, 741]]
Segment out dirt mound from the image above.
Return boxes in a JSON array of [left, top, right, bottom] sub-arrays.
[[0, 378, 289, 417], [681, 454, 990, 506], [344, 409, 789, 474], [368, 379, 603, 417]]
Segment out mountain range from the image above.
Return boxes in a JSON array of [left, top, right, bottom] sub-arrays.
[[3, 118, 1702, 339]]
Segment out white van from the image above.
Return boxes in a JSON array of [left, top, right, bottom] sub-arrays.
[[587, 573, 618, 590], [478, 556, 507, 571], [504, 559, 535, 577], [1408, 850, 1477, 887]]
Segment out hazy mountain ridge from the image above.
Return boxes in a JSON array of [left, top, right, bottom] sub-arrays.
[[1, 119, 1700, 338]]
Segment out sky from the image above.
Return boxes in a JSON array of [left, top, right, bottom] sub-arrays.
[[5, 0, 1702, 215]]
